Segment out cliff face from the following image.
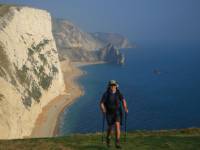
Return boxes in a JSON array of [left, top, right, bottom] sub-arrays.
[[0, 6, 65, 139], [98, 43, 125, 64], [52, 18, 132, 62]]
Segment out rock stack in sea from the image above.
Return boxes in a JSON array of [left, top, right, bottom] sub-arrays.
[[98, 43, 125, 64]]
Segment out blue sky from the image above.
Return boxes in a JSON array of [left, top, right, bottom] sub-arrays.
[[0, 0, 200, 43]]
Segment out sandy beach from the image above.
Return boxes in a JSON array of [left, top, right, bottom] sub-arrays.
[[30, 60, 84, 138], [30, 60, 104, 138]]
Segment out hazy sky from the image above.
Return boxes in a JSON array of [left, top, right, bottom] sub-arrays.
[[0, 0, 200, 43]]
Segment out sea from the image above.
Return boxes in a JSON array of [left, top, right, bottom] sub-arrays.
[[58, 43, 200, 135]]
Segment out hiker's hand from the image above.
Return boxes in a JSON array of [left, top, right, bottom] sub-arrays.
[[100, 102, 106, 114], [125, 108, 128, 114], [102, 108, 106, 114]]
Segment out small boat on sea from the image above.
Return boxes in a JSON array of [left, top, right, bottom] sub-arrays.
[[153, 69, 161, 75]]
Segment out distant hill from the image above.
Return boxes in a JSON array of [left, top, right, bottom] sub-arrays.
[[52, 18, 103, 52], [52, 18, 134, 62], [0, 128, 200, 149], [91, 32, 135, 49]]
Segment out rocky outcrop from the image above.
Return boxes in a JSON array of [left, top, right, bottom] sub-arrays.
[[97, 43, 125, 64], [52, 18, 133, 62], [0, 5, 65, 139]]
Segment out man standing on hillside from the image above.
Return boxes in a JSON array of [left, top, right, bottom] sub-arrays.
[[100, 80, 128, 149]]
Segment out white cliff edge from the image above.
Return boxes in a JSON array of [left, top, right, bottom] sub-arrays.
[[0, 6, 65, 139]]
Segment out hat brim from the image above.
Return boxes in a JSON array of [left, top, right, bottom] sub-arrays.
[[110, 83, 117, 86]]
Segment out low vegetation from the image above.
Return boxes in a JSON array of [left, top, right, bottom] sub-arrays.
[[0, 4, 11, 18], [39, 73, 53, 90], [0, 128, 200, 150], [0, 43, 10, 74], [28, 82, 42, 103], [15, 65, 30, 86], [0, 66, 6, 78], [0, 93, 4, 101], [51, 64, 59, 75], [28, 39, 50, 56], [0, 42, 17, 86], [39, 53, 47, 65], [15, 39, 58, 107], [0, 37, 59, 107]]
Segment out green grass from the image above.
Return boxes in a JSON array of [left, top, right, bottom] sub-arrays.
[[0, 128, 200, 150]]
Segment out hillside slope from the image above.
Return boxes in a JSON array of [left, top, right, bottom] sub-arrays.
[[0, 128, 200, 150], [52, 18, 103, 51], [91, 32, 134, 49], [52, 18, 133, 62]]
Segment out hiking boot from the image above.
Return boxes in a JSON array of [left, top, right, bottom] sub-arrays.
[[106, 136, 111, 147], [115, 139, 121, 149]]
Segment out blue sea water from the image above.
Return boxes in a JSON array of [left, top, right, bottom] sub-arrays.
[[58, 44, 200, 135]]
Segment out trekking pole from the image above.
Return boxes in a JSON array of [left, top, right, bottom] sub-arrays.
[[102, 113, 105, 143], [124, 112, 127, 143]]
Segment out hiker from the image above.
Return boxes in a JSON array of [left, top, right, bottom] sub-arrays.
[[100, 80, 128, 148]]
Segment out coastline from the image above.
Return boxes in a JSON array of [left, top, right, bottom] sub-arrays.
[[30, 60, 104, 138], [72, 61, 106, 67]]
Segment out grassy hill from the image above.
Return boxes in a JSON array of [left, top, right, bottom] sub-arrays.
[[0, 128, 200, 150]]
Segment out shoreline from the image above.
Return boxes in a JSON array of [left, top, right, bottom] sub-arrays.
[[30, 61, 104, 138], [53, 63, 85, 136], [72, 61, 106, 67]]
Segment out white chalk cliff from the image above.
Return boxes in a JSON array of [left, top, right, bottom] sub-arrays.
[[0, 5, 65, 139]]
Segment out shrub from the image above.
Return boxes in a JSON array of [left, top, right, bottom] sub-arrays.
[[34, 39, 50, 53], [33, 68, 39, 77], [38, 65, 44, 74], [22, 96, 32, 107], [39, 54, 47, 65], [15, 65, 30, 86], [0, 93, 4, 101], [0, 43, 17, 86], [39, 73, 53, 90], [43, 39, 50, 45], [28, 48, 34, 56], [0, 44, 10, 70], [52, 65, 58, 76], [28, 82, 41, 103], [27, 39, 50, 57], [0, 67, 6, 77]]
